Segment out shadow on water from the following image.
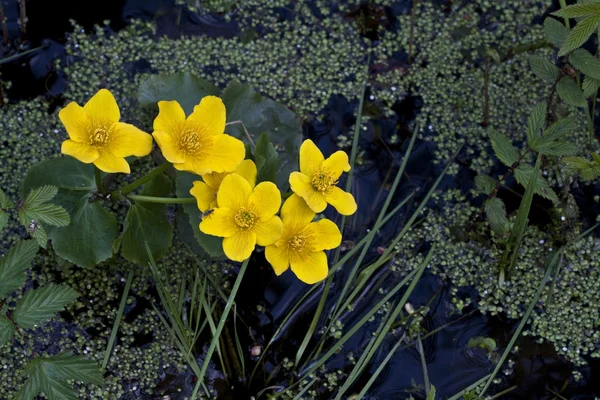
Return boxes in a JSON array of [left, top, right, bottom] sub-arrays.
[[3, 0, 600, 398]]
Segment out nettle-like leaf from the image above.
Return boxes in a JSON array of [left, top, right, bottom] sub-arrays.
[[474, 174, 497, 195], [582, 75, 600, 97], [0, 240, 39, 298], [19, 185, 71, 248], [250, 132, 280, 184], [552, 2, 600, 19], [564, 155, 600, 181], [0, 315, 15, 347], [533, 140, 578, 157], [0, 188, 13, 231], [557, 13, 600, 56], [557, 76, 587, 107], [543, 116, 576, 142], [14, 353, 103, 400], [529, 56, 560, 82], [489, 130, 520, 167], [569, 48, 600, 80], [13, 284, 79, 329], [544, 17, 568, 48], [526, 103, 547, 147], [485, 197, 509, 235], [514, 164, 560, 204]]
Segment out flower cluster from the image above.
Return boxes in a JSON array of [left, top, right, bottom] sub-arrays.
[[59, 89, 356, 284]]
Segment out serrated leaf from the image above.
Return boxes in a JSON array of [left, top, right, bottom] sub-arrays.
[[558, 14, 600, 56], [426, 386, 437, 400], [526, 103, 547, 147], [564, 156, 600, 180], [486, 48, 500, 63], [23, 185, 58, 208], [14, 284, 79, 329], [0, 315, 15, 347], [534, 140, 578, 156], [0, 188, 13, 209], [544, 17, 568, 48], [120, 174, 173, 266], [0, 240, 39, 298], [582, 75, 600, 97], [474, 174, 497, 195], [569, 48, 600, 79], [529, 56, 560, 82], [489, 130, 520, 167], [543, 116, 576, 141], [514, 164, 560, 203], [22, 203, 70, 227], [557, 76, 587, 107], [552, 2, 600, 18], [253, 132, 280, 184], [485, 198, 509, 235], [32, 224, 48, 249]]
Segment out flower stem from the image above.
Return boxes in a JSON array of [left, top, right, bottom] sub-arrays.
[[127, 194, 196, 204], [95, 167, 105, 194], [110, 161, 170, 200]]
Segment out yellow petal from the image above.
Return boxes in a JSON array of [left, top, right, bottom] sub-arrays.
[[83, 89, 120, 124], [305, 219, 342, 251], [281, 194, 315, 225], [199, 207, 237, 237], [290, 251, 328, 284], [299, 139, 325, 176], [178, 155, 214, 176], [154, 100, 186, 134], [324, 186, 357, 216], [217, 173, 252, 210], [265, 244, 290, 275], [190, 181, 217, 212], [93, 151, 130, 174], [322, 150, 351, 180], [152, 130, 185, 164], [202, 134, 245, 173], [235, 159, 257, 188], [202, 171, 227, 190], [253, 216, 282, 246], [187, 95, 226, 136], [249, 181, 281, 220], [223, 231, 256, 261], [61, 140, 99, 163], [289, 172, 327, 213], [59, 102, 93, 142], [108, 122, 153, 157]]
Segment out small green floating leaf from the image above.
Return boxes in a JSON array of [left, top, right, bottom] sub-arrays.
[[558, 14, 600, 56], [474, 174, 497, 195], [514, 164, 560, 204], [544, 17, 568, 48], [557, 76, 587, 107], [489, 130, 520, 167], [0, 240, 39, 298], [0, 315, 15, 347], [529, 56, 560, 82], [569, 48, 600, 79], [484, 198, 509, 235], [467, 336, 497, 352], [14, 284, 79, 329]]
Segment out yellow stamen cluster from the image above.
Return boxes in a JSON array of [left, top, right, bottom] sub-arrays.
[[178, 131, 202, 153], [89, 127, 110, 147], [234, 208, 257, 229], [289, 235, 306, 252], [311, 171, 336, 192]]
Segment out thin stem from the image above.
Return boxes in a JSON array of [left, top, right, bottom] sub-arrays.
[[95, 167, 105, 194], [110, 161, 170, 200], [127, 194, 196, 204], [226, 120, 255, 148], [102, 269, 134, 370]]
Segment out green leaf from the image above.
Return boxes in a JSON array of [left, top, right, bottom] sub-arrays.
[[21, 157, 95, 198], [544, 17, 568, 48], [426, 386, 437, 400], [0, 240, 39, 298], [534, 140, 578, 156], [582, 75, 600, 97], [526, 103, 547, 147], [569, 48, 600, 79], [21, 203, 70, 227], [557, 76, 587, 107], [120, 174, 174, 266], [484, 198, 509, 235], [0, 188, 13, 231], [564, 156, 600, 180], [221, 81, 302, 190], [552, 2, 600, 18], [543, 116, 576, 141], [175, 171, 225, 259], [32, 224, 48, 249], [14, 284, 79, 329], [529, 56, 560, 82], [23, 185, 58, 207], [514, 164, 560, 203], [474, 174, 497, 195], [467, 336, 497, 352], [50, 197, 118, 268], [0, 315, 15, 347], [253, 132, 280, 184], [489, 130, 520, 167], [138, 72, 220, 115], [486, 48, 500, 63], [558, 14, 600, 56]]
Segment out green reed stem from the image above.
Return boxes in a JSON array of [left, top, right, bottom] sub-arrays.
[[110, 161, 170, 200], [127, 194, 196, 204], [102, 268, 134, 371]]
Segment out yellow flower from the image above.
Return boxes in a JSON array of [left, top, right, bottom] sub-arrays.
[[190, 160, 257, 212], [265, 194, 341, 284], [289, 139, 357, 215], [152, 96, 245, 175], [59, 89, 153, 173], [200, 173, 283, 261]]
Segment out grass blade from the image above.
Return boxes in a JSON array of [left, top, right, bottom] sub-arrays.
[[447, 374, 491, 400], [354, 335, 404, 398], [102, 269, 134, 371]]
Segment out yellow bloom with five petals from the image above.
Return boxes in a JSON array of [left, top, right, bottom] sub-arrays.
[[265, 194, 341, 284], [152, 96, 245, 175], [200, 173, 283, 261], [289, 139, 357, 215], [190, 159, 257, 212], [59, 89, 153, 173]]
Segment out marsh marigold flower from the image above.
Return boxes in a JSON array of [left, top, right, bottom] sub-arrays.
[[289, 139, 357, 215], [265, 194, 341, 284], [152, 96, 245, 175], [59, 89, 153, 173], [200, 173, 282, 261], [190, 160, 257, 212]]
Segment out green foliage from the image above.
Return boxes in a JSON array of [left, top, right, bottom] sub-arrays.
[[474, 174, 497, 195], [119, 175, 174, 266], [557, 76, 587, 107], [489, 130, 520, 167], [0, 188, 14, 231], [556, 13, 600, 56], [552, 2, 600, 19], [582, 75, 600, 97], [247, 132, 280, 184], [0, 315, 15, 347], [14, 353, 103, 400], [529, 56, 559, 82], [569, 48, 600, 80], [543, 17, 568, 48], [525, 103, 546, 147], [484, 198, 509, 235], [426, 386, 437, 400], [13, 284, 79, 329], [564, 153, 600, 181], [19, 185, 70, 248], [0, 240, 39, 298], [467, 336, 497, 352], [513, 164, 559, 204]]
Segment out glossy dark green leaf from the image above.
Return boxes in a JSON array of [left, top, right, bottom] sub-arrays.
[[14, 284, 79, 329], [253, 132, 280, 184], [0, 240, 39, 298]]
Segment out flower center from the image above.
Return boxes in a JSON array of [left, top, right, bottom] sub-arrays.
[[179, 130, 203, 154], [289, 235, 306, 252], [311, 171, 336, 192], [234, 208, 257, 229], [89, 127, 110, 148]]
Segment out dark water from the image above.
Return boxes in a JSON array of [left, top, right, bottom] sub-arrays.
[[2, 0, 600, 399]]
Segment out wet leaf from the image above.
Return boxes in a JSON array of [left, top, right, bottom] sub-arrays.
[[557, 76, 587, 107], [544, 17, 568, 48], [529, 56, 559, 82], [489, 130, 520, 167], [0, 240, 39, 298], [558, 14, 600, 56], [14, 284, 79, 329]]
